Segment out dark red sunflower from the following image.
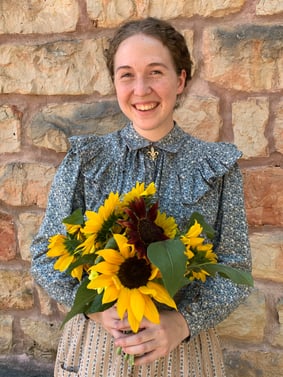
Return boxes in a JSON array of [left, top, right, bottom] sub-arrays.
[[118, 197, 169, 258]]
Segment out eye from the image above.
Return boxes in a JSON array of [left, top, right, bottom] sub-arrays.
[[118, 72, 134, 80], [150, 70, 162, 76]]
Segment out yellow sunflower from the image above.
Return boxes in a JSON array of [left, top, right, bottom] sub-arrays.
[[155, 210, 177, 239], [65, 223, 83, 236], [47, 234, 84, 281], [120, 182, 156, 208], [180, 220, 204, 249], [80, 192, 121, 254], [184, 240, 218, 283], [87, 233, 177, 333]]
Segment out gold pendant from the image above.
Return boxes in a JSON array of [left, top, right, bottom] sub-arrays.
[[147, 146, 159, 161]]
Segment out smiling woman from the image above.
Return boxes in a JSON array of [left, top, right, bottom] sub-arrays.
[[30, 17, 252, 377], [113, 33, 187, 141]]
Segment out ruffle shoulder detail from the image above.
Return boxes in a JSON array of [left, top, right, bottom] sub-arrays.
[[178, 137, 242, 204], [68, 132, 118, 165]]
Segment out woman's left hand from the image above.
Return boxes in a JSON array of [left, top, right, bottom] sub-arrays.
[[114, 310, 190, 366]]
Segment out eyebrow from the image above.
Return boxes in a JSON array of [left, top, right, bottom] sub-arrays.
[[115, 62, 169, 74]]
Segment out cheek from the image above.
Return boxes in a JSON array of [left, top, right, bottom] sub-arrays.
[[114, 87, 127, 107]]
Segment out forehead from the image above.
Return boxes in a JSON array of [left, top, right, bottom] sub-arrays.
[[114, 34, 174, 68]]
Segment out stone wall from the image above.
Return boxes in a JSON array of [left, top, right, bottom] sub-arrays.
[[0, 1, 282, 375]]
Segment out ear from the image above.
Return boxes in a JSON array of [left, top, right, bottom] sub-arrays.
[[177, 69, 187, 94]]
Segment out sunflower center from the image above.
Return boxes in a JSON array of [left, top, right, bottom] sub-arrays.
[[138, 218, 166, 245], [118, 256, 152, 289]]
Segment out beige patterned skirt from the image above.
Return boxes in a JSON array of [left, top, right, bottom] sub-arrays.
[[54, 314, 226, 377]]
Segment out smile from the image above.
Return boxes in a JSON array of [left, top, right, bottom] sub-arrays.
[[134, 103, 158, 111]]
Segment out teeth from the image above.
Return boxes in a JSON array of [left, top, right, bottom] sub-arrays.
[[135, 103, 156, 111]]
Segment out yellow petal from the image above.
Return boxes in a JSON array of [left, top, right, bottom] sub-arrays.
[[47, 235, 67, 256], [130, 289, 145, 323], [113, 234, 134, 258], [103, 285, 119, 303], [193, 270, 209, 282], [184, 248, 194, 259], [189, 237, 204, 248], [149, 265, 160, 280], [54, 254, 74, 272], [117, 287, 130, 319], [97, 248, 124, 265], [142, 294, 160, 324], [146, 282, 177, 310], [87, 274, 112, 289], [139, 285, 156, 296], [71, 265, 84, 281], [92, 261, 120, 275], [144, 182, 156, 196], [80, 234, 96, 254], [127, 304, 140, 333], [187, 220, 203, 238], [83, 211, 102, 233]]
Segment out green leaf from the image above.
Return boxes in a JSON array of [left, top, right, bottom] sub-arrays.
[[204, 264, 254, 287], [63, 208, 85, 225], [104, 236, 118, 249], [188, 212, 215, 239], [86, 295, 115, 314], [65, 254, 97, 275], [61, 279, 98, 327], [147, 239, 188, 297]]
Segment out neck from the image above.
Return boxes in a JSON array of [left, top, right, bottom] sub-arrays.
[[132, 122, 175, 142]]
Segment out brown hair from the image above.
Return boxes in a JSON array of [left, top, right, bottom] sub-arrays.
[[104, 17, 192, 89]]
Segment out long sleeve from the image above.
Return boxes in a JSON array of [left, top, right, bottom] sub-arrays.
[[30, 146, 85, 307], [177, 164, 252, 338]]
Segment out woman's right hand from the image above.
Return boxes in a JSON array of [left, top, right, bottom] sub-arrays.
[[87, 307, 130, 340]]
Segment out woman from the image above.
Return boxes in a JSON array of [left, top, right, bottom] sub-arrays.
[[31, 17, 252, 376]]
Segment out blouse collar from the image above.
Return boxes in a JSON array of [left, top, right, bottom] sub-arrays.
[[121, 122, 188, 153]]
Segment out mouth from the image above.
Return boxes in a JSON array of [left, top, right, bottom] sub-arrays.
[[133, 102, 159, 112]]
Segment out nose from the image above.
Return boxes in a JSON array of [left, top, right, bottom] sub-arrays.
[[133, 77, 151, 96]]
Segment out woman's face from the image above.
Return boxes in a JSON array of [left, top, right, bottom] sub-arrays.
[[113, 34, 186, 141]]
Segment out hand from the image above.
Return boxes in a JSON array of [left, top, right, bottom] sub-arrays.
[[114, 310, 190, 366], [87, 306, 130, 340]]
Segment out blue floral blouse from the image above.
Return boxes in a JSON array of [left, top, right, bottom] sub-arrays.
[[31, 122, 252, 339]]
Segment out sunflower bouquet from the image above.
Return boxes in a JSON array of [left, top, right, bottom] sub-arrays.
[[47, 182, 253, 341]]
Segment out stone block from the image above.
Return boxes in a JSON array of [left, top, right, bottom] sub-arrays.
[[87, 0, 135, 27], [232, 97, 269, 158], [0, 0, 79, 34], [256, 0, 283, 15], [86, 0, 245, 24], [148, 1, 184, 19], [243, 167, 283, 226], [29, 101, 127, 152], [0, 163, 56, 207], [272, 297, 283, 347], [0, 212, 17, 261], [0, 269, 34, 310], [250, 229, 283, 283], [277, 298, 283, 324], [20, 318, 61, 361], [273, 98, 283, 154], [217, 289, 266, 343], [273, 325, 283, 348], [0, 39, 112, 95], [183, 0, 245, 17], [36, 285, 57, 317], [175, 95, 222, 142], [0, 315, 13, 353], [224, 350, 283, 377], [18, 212, 44, 261], [202, 25, 283, 92], [0, 105, 21, 153]]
